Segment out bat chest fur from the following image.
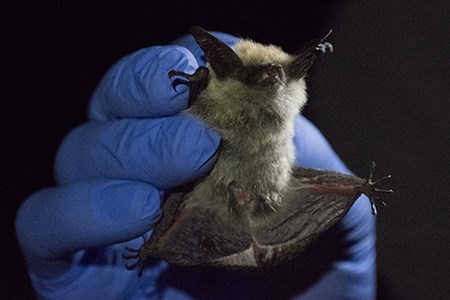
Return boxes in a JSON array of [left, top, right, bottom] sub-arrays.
[[187, 76, 303, 213], [189, 116, 295, 213], [220, 134, 293, 205]]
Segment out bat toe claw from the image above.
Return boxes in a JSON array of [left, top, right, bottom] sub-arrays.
[[168, 67, 209, 82], [123, 253, 144, 277], [122, 253, 139, 260], [122, 237, 148, 277], [369, 200, 378, 215], [124, 246, 140, 253]]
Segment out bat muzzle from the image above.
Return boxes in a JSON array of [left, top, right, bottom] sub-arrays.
[[240, 63, 286, 88], [258, 64, 285, 87]]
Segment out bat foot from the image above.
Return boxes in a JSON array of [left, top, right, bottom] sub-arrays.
[[361, 162, 394, 215], [122, 236, 147, 277], [168, 67, 209, 106], [168, 67, 208, 81]]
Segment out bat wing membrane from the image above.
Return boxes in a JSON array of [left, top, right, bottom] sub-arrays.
[[125, 167, 388, 272], [211, 167, 366, 269]]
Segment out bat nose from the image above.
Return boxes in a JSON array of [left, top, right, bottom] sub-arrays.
[[267, 64, 283, 76], [261, 64, 284, 86]]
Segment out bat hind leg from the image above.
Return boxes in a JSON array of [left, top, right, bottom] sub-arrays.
[[361, 162, 394, 215]]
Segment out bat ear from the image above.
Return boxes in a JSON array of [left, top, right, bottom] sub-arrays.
[[288, 30, 333, 80], [189, 26, 244, 79]]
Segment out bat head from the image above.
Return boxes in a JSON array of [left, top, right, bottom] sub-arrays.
[[190, 25, 330, 87], [188, 26, 331, 114]]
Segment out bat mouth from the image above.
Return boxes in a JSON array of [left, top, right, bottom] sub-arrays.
[[259, 72, 283, 87], [258, 64, 285, 88]]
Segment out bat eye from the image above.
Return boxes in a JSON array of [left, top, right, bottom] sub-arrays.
[[201, 237, 216, 250]]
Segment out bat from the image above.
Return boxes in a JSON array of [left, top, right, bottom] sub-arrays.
[[123, 26, 393, 276]]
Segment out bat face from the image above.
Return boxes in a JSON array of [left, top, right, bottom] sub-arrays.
[[123, 27, 392, 275], [186, 26, 322, 115]]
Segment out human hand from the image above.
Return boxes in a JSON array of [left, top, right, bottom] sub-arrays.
[[15, 41, 222, 299], [16, 31, 375, 300]]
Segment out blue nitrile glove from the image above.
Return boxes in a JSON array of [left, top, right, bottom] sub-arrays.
[[16, 32, 376, 300], [15, 44, 221, 299]]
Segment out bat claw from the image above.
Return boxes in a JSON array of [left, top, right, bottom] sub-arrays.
[[369, 201, 378, 215], [125, 260, 144, 277], [123, 249, 144, 277], [374, 187, 394, 194], [168, 66, 209, 106], [122, 253, 139, 259], [373, 174, 392, 185], [361, 162, 394, 215], [122, 236, 147, 277], [124, 246, 140, 253]]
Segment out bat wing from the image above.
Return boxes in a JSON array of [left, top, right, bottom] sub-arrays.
[[240, 168, 367, 268], [124, 167, 391, 274], [133, 191, 254, 268]]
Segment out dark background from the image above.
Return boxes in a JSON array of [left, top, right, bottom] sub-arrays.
[[3, 1, 449, 299]]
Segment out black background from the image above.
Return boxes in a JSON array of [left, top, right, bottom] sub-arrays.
[[3, 1, 449, 299]]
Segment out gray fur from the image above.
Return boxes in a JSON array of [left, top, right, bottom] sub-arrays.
[[186, 40, 308, 213]]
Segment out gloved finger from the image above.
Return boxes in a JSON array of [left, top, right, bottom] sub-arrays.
[[294, 115, 350, 173], [27, 240, 168, 298], [88, 46, 199, 121], [55, 115, 220, 189], [15, 179, 161, 261], [171, 32, 240, 66], [294, 115, 375, 214], [294, 115, 375, 265]]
